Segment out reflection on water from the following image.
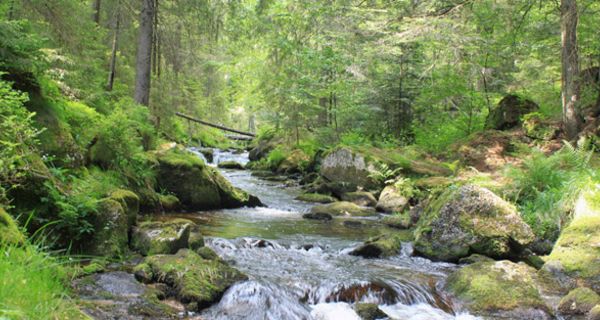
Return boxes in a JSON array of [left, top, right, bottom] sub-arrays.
[[173, 149, 479, 320]]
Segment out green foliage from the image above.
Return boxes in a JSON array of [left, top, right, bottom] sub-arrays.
[[0, 78, 39, 202], [368, 162, 402, 185], [0, 242, 82, 319], [266, 147, 287, 170], [0, 20, 45, 73]]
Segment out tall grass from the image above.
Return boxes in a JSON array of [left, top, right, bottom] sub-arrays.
[[0, 242, 83, 319]]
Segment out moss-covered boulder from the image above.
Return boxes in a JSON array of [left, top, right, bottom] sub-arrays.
[[295, 193, 337, 204], [522, 113, 560, 140], [87, 199, 129, 257], [445, 260, 551, 319], [319, 148, 379, 190], [217, 161, 245, 170], [302, 212, 333, 221], [249, 138, 277, 161], [131, 219, 193, 256], [382, 212, 412, 229], [109, 189, 139, 227], [414, 185, 534, 262], [341, 191, 377, 207], [543, 215, 600, 293], [558, 287, 600, 316], [276, 149, 311, 174], [484, 94, 539, 130], [156, 149, 261, 210], [350, 233, 408, 258], [310, 201, 377, 217], [188, 225, 205, 250], [354, 303, 387, 320], [133, 249, 247, 310], [0, 208, 25, 246], [589, 305, 600, 320], [158, 194, 180, 212], [376, 185, 409, 213]]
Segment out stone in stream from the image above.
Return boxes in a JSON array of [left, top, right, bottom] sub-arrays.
[[342, 191, 377, 207], [217, 160, 245, 169], [326, 282, 397, 304], [295, 193, 337, 204], [131, 219, 193, 256], [354, 303, 388, 320], [310, 201, 377, 217], [156, 149, 262, 210], [445, 260, 554, 319], [350, 233, 407, 259], [73, 271, 176, 319], [557, 287, 600, 316], [303, 212, 333, 221], [133, 249, 247, 311], [376, 185, 409, 213], [413, 185, 534, 262], [319, 147, 379, 191]]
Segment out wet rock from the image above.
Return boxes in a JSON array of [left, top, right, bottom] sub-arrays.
[[303, 212, 333, 221], [252, 239, 274, 248], [354, 303, 387, 320], [195, 246, 220, 261], [445, 260, 552, 319], [382, 213, 411, 229], [458, 254, 494, 265], [326, 282, 397, 304], [199, 148, 214, 163], [295, 193, 337, 204], [218, 160, 245, 170], [310, 201, 377, 217], [73, 271, 175, 320], [0, 207, 25, 246], [543, 212, 600, 293], [413, 185, 534, 262], [133, 249, 247, 310], [86, 199, 129, 258], [319, 148, 379, 190], [350, 234, 404, 258], [343, 220, 364, 228], [156, 149, 261, 210], [484, 94, 539, 130], [558, 287, 600, 316], [131, 219, 193, 256], [342, 191, 377, 207], [376, 185, 408, 213], [188, 227, 205, 251]]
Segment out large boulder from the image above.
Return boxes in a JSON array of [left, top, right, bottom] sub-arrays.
[[310, 201, 377, 217], [413, 185, 535, 262], [350, 233, 409, 258], [156, 149, 261, 210], [319, 148, 379, 190], [0, 208, 25, 246], [558, 287, 600, 316], [109, 189, 139, 227], [249, 138, 277, 161], [485, 94, 539, 130], [86, 199, 129, 257], [131, 219, 193, 256], [342, 191, 377, 207], [295, 193, 337, 204], [376, 185, 409, 213], [543, 215, 600, 293], [445, 260, 551, 319], [133, 249, 247, 310]]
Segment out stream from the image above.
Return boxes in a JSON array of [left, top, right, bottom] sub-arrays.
[[178, 148, 478, 320]]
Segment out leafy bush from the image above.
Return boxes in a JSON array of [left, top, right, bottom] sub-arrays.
[[0, 20, 45, 73], [368, 161, 402, 185], [266, 147, 287, 170]]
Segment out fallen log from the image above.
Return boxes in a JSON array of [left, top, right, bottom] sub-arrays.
[[175, 112, 256, 137]]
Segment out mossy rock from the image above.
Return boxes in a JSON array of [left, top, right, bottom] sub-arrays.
[[156, 149, 261, 210], [158, 194, 180, 212], [196, 247, 220, 261], [558, 287, 600, 315], [86, 199, 128, 258], [484, 94, 539, 130], [276, 149, 311, 174], [319, 147, 380, 190], [376, 185, 409, 213], [217, 161, 245, 170], [133, 249, 247, 310], [589, 305, 600, 320], [413, 185, 534, 262], [341, 191, 377, 207], [354, 303, 387, 320], [0, 208, 25, 246], [350, 233, 409, 258], [382, 212, 412, 229], [544, 215, 600, 293], [445, 260, 550, 318], [131, 219, 193, 256], [310, 201, 377, 217], [522, 113, 559, 140], [109, 189, 139, 227], [188, 227, 205, 251], [295, 193, 337, 204]]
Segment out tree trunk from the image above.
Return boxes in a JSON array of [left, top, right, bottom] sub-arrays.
[[134, 0, 155, 106], [560, 0, 581, 139], [106, 7, 120, 91], [92, 0, 101, 24]]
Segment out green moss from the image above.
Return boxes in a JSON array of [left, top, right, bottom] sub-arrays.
[[350, 232, 410, 258], [136, 249, 247, 309], [217, 160, 245, 169], [86, 199, 128, 258], [0, 208, 25, 246], [547, 216, 600, 280], [382, 212, 411, 229], [295, 193, 337, 203], [133, 219, 193, 255], [354, 303, 387, 320], [446, 260, 545, 313], [110, 189, 139, 227], [159, 194, 180, 211], [558, 287, 600, 315], [589, 305, 600, 320], [196, 247, 220, 261]]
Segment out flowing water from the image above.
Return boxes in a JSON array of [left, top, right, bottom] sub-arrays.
[[177, 149, 478, 320]]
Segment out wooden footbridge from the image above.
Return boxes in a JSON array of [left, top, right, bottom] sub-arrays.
[[175, 112, 256, 140]]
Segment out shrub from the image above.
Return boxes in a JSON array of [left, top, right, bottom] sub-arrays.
[[266, 147, 287, 170]]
